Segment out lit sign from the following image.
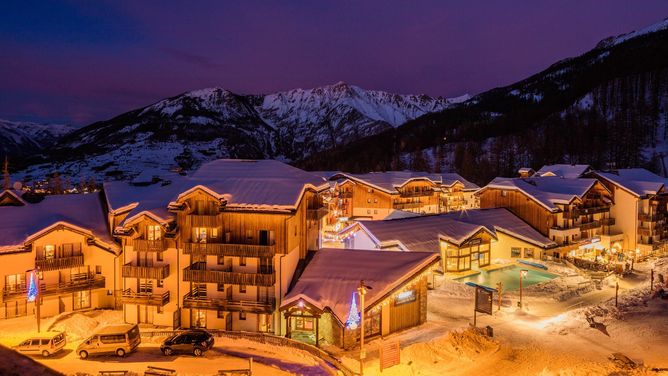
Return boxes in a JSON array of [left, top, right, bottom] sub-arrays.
[[395, 290, 416, 305]]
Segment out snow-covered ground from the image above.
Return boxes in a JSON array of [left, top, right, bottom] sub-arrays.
[[0, 310, 333, 376], [335, 257, 668, 375]]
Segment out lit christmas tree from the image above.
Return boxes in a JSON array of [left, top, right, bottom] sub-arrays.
[[345, 292, 360, 329], [27, 271, 37, 302]]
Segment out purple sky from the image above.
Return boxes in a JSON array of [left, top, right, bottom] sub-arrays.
[[1, 1, 668, 126]]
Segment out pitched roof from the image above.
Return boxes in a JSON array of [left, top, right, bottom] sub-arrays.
[[104, 159, 329, 227], [332, 171, 478, 193], [0, 193, 116, 253], [355, 208, 556, 250], [281, 249, 438, 324], [537, 164, 591, 179], [0, 189, 26, 206], [482, 176, 600, 211], [595, 168, 668, 197]]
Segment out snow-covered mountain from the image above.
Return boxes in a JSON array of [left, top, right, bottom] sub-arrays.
[[300, 17, 668, 184], [18, 83, 460, 181], [0, 119, 73, 161]]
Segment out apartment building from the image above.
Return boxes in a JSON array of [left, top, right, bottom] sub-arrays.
[[0, 191, 120, 320], [476, 176, 615, 258], [593, 168, 668, 256], [328, 171, 478, 223], [104, 160, 329, 333]]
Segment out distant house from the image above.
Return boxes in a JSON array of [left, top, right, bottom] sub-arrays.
[[536, 164, 592, 179], [593, 168, 668, 256], [340, 208, 555, 272], [328, 171, 479, 223], [0, 193, 120, 320], [477, 176, 616, 258], [517, 167, 536, 178], [280, 248, 438, 348]]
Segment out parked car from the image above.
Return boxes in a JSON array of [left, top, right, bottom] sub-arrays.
[[160, 329, 214, 356], [77, 324, 141, 359], [14, 332, 66, 357]]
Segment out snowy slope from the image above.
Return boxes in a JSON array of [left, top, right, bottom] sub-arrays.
[[16, 83, 460, 181]]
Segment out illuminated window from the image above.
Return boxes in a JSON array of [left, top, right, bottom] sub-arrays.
[[511, 248, 521, 258], [194, 227, 207, 242], [147, 225, 161, 240], [44, 245, 55, 259]]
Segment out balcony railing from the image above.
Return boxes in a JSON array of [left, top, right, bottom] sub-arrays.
[[339, 191, 353, 199], [183, 264, 275, 286], [308, 207, 329, 220], [399, 189, 434, 198], [638, 227, 653, 236], [580, 220, 601, 231], [563, 209, 580, 219], [122, 263, 170, 280], [120, 289, 170, 306], [182, 291, 275, 313], [600, 217, 615, 226], [35, 255, 84, 271], [183, 242, 275, 258], [185, 214, 220, 228], [638, 213, 665, 222], [578, 205, 610, 215], [393, 202, 422, 210], [3, 274, 105, 299], [131, 239, 167, 252]]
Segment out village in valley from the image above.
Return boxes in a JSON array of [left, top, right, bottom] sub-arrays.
[[0, 159, 667, 375], [3, 3, 668, 376]]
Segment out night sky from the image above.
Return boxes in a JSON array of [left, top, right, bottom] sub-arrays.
[[2, 1, 668, 126]]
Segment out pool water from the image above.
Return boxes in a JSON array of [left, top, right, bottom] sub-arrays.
[[455, 265, 557, 291]]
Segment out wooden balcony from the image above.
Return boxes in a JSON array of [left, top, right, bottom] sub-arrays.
[[339, 191, 353, 199], [638, 227, 652, 236], [399, 190, 434, 198], [393, 202, 422, 210], [580, 220, 601, 231], [578, 205, 610, 215], [638, 213, 665, 222], [600, 217, 615, 226], [35, 255, 84, 271], [563, 209, 580, 219], [183, 264, 275, 286], [308, 207, 329, 220], [120, 289, 170, 306], [131, 239, 167, 252], [183, 242, 275, 258], [185, 214, 219, 228], [3, 275, 106, 299], [122, 263, 170, 280], [182, 291, 275, 314]]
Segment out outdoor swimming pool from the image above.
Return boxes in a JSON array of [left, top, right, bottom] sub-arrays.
[[456, 264, 558, 291]]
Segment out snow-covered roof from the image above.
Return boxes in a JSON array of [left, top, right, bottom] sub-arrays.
[[104, 159, 329, 228], [332, 171, 478, 193], [0, 189, 27, 206], [282, 248, 438, 324], [0, 193, 116, 253], [537, 164, 591, 179], [355, 208, 556, 251], [481, 176, 601, 211], [595, 169, 668, 197]]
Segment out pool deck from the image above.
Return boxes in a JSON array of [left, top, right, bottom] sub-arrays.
[[446, 261, 551, 280]]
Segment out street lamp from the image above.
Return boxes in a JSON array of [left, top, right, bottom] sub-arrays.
[[357, 280, 372, 376], [519, 269, 528, 309]]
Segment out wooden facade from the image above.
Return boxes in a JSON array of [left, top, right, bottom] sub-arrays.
[[478, 180, 615, 256]]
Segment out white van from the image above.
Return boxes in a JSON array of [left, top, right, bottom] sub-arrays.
[[76, 324, 141, 359], [14, 332, 66, 357]]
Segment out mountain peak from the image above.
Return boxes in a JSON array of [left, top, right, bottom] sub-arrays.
[[596, 17, 668, 49]]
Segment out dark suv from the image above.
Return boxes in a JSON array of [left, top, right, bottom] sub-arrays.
[[160, 330, 214, 356]]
